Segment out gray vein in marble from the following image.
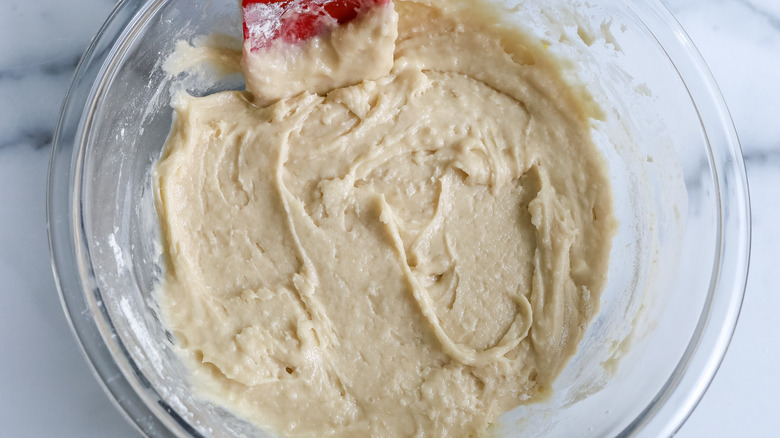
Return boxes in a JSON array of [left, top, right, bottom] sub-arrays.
[[0, 129, 53, 150], [743, 149, 780, 165], [667, 0, 780, 32], [0, 55, 80, 81], [0, 56, 81, 150], [738, 0, 780, 33]]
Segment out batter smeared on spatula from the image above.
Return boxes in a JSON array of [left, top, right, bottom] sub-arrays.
[[241, 0, 397, 105]]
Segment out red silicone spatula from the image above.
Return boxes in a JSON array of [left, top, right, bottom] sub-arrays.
[[242, 0, 391, 51]]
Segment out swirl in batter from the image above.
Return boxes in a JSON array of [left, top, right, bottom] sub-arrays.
[[155, 1, 615, 436]]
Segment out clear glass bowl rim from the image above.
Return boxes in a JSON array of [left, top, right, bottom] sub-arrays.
[[46, 0, 751, 436]]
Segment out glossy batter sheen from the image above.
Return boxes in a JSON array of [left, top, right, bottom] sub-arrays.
[[155, 1, 615, 436]]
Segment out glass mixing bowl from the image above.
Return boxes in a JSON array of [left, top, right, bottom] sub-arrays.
[[48, 0, 750, 436]]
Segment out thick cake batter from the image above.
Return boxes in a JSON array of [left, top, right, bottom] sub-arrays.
[[154, 0, 615, 436]]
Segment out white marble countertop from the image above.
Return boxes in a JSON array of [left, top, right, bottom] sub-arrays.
[[0, 0, 777, 436]]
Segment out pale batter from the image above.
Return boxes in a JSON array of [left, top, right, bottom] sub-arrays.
[[155, 0, 615, 436]]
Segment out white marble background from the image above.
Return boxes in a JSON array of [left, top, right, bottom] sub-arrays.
[[0, 0, 776, 436]]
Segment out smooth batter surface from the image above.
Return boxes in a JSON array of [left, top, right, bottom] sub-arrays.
[[155, 1, 615, 436]]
